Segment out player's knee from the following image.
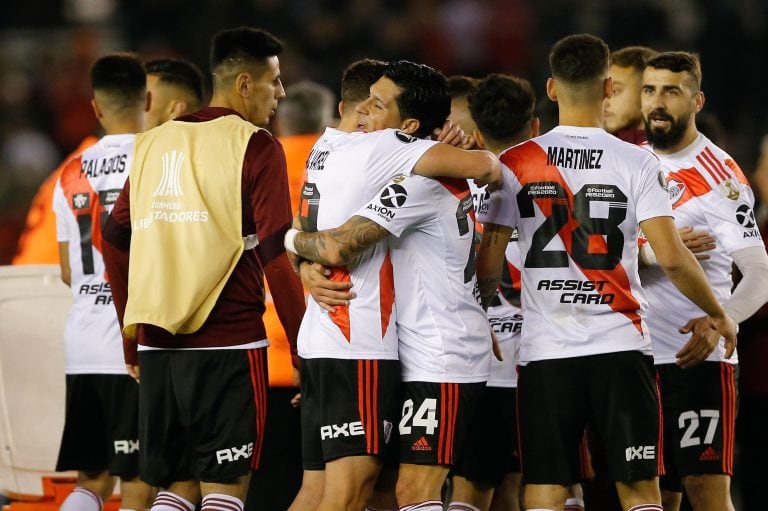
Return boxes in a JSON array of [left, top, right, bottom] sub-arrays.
[[683, 474, 731, 507]]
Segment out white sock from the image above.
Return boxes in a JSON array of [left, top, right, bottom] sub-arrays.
[[564, 496, 585, 511], [201, 493, 245, 511], [60, 487, 102, 511], [399, 501, 443, 511], [627, 506, 662, 511], [151, 490, 196, 511], [527, 509, 555, 511], [447, 502, 481, 511]]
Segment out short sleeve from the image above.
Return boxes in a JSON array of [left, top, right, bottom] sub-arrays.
[[355, 175, 435, 238], [476, 163, 519, 228], [364, 130, 438, 196], [635, 155, 673, 223], [703, 186, 765, 254], [52, 178, 71, 242]]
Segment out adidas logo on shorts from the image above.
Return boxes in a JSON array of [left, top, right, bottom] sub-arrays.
[[411, 436, 432, 452], [699, 446, 720, 461]]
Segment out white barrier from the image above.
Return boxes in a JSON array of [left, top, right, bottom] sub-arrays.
[[0, 265, 74, 497]]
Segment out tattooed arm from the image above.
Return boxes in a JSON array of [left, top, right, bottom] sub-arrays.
[[292, 215, 391, 267], [476, 222, 514, 310]]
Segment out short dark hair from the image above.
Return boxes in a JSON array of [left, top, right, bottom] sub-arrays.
[[210, 27, 283, 74], [610, 46, 657, 71], [549, 33, 609, 84], [278, 80, 335, 135], [91, 52, 146, 107], [646, 51, 702, 89], [146, 58, 205, 104], [340, 58, 387, 107], [469, 74, 536, 145], [383, 60, 450, 138], [448, 75, 479, 100]]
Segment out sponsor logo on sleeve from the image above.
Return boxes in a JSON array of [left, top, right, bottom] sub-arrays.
[[379, 184, 408, 208], [72, 193, 90, 209], [395, 130, 417, 144]]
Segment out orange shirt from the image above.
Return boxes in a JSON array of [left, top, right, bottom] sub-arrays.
[[265, 133, 319, 386], [13, 136, 98, 265]]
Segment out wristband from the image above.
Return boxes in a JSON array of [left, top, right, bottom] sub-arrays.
[[284, 228, 300, 255]]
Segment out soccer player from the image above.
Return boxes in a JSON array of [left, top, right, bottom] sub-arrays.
[[144, 58, 205, 130], [53, 53, 152, 511], [603, 46, 657, 144], [101, 27, 306, 511], [639, 51, 768, 511], [284, 60, 500, 511], [474, 34, 736, 511], [445, 73, 538, 511]]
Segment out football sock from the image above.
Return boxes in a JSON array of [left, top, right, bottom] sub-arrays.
[[60, 487, 102, 511], [627, 506, 663, 511], [447, 502, 482, 511], [399, 501, 443, 511], [150, 490, 196, 511], [201, 493, 245, 511], [564, 496, 585, 510]]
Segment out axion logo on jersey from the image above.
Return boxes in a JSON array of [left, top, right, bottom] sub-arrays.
[[395, 130, 417, 144], [666, 178, 686, 204], [380, 184, 408, 208], [320, 421, 365, 440], [215, 442, 253, 464], [114, 439, 139, 454], [73, 193, 90, 209], [736, 204, 756, 228], [152, 149, 185, 197]]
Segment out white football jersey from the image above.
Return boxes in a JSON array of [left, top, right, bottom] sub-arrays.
[[357, 174, 492, 383], [479, 126, 672, 364], [297, 128, 437, 360], [471, 181, 522, 387], [52, 134, 134, 374], [641, 133, 764, 364]]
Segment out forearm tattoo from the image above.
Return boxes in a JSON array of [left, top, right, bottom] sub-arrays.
[[294, 216, 390, 266]]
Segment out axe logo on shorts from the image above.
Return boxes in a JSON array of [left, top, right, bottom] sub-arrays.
[[114, 439, 139, 454], [215, 442, 253, 464], [624, 445, 655, 462], [320, 421, 365, 440]]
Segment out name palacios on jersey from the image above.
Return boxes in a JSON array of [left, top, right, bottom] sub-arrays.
[[547, 146, 603, 170], [133, 149, 209, 231], [80, 152, 128, 178]]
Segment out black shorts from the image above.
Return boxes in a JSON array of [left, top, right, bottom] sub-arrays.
[[56, 374, 140, 478], [300, 357, 401, 470], [398, 381, 485, 466], [517, 351, 661, 485], [138, 348, 267, 488], [657, 362, 738, 491], [451, 386, 519, 486]]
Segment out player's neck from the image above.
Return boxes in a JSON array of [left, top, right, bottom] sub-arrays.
[[558, 104, 603, 129], [102, 115, 143, 135]]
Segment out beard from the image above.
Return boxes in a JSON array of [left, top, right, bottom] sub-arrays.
[[644, 109, 691, 150]]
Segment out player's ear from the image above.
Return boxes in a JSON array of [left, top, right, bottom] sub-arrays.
[[91, 98, 103, 119], [145, 90, 152, 114], [694, 91, 705, 113], [400, 117, 420, 135], [531, 117, 541, 138], [473, 129, 486, 150], [546, 78, 558, 102], [603, 76, 613, 100], [337, 101, 344, 118]]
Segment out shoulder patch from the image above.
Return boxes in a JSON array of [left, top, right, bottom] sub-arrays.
[[395, 130, 417, 144], [379, 184, 408, 208], [657, 171, 668, 192], [718, 179, 740, 201]]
